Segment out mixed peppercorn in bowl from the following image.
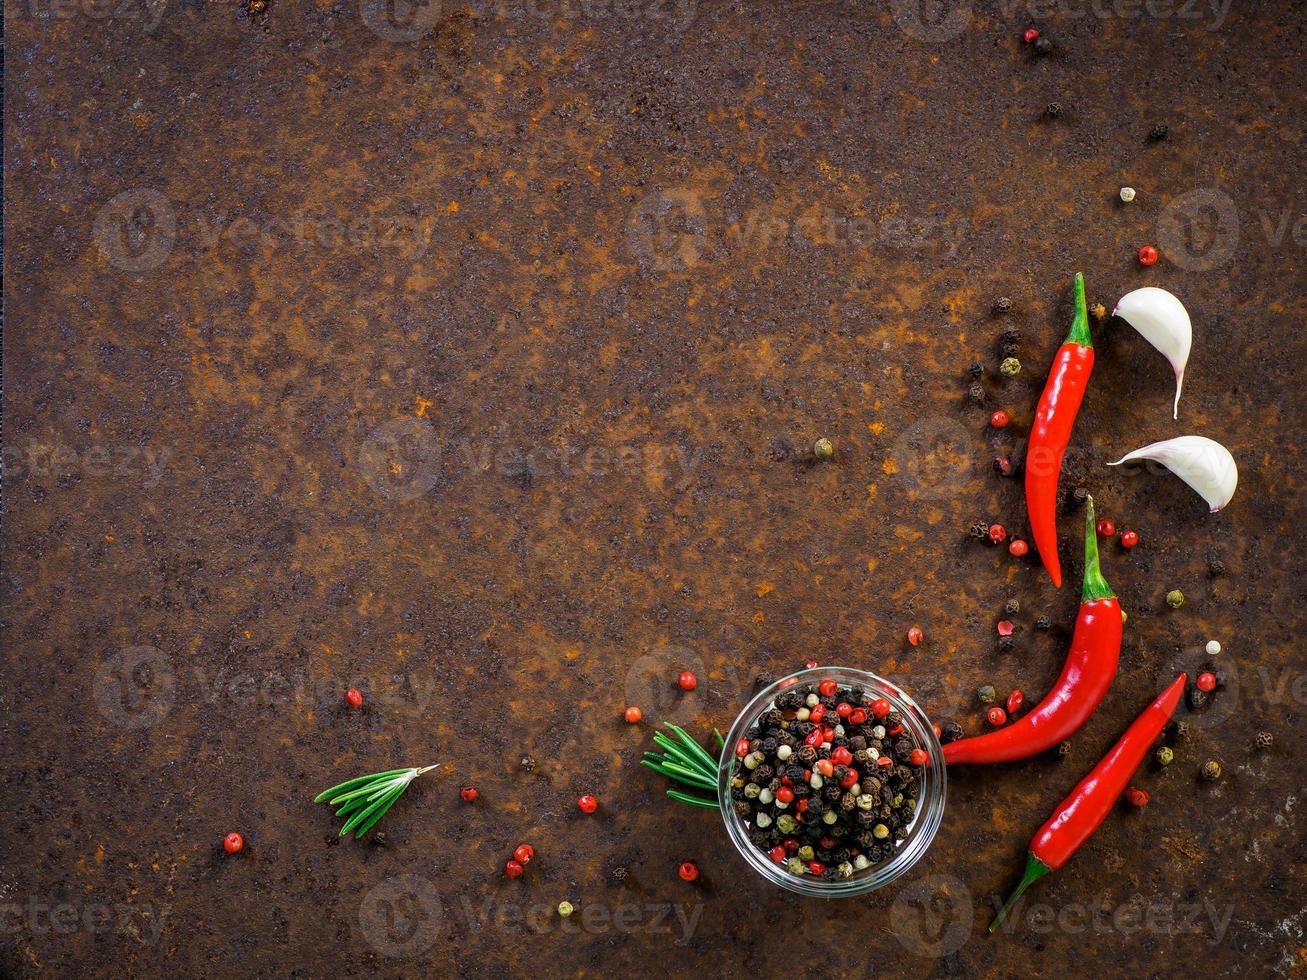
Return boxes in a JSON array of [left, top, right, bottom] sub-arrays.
[[718, 667, 946, 896]]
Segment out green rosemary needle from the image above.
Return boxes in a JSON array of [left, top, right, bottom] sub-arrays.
[[642, 725, 722, 808], [314, 765, 438, 838]]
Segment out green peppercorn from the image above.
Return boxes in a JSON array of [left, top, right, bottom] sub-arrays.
[[557, 901, 575, 917], [1201, 760, 1222, 781], [1255, 731, 1273, 750], [798, 845, 815, 861], [1166, 589, 1184, 609], [978, 685, 997, 704], [999, 357, 1021, 378], [872, 824, 890, 840], [787, 857, 806, 876], [1156, 746, 1174, 766], [814, 437, 834, 461]]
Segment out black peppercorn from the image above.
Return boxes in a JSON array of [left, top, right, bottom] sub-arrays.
[[970, 521, 990, 540], [993, 297, 1013, 314], [938, 719, 964, 744], [999, 326, 1020, 345], [734, 801, 753, 820], [1001, 340, 1019, 357], [1255, 731, 1273, 750], [1187, 687, 1209, 711], [969, 361, 983, 378], [1045, 102, 1062, 118], [520, 755, 536, 772], [1036, 616, 1051, 630], [755, 673, 776, 691], [1056, 741, 1072, 757], [1034, 36, 1053, 55], [1072, 486, 1089, 505], [998, 636, 1015, 652], [1208, 559, 1226, 577], [797, 745, 817, 765], [1149, 123, 1169, 142], [1005, 598, 1020, 615], [969, 383, 986, 403]]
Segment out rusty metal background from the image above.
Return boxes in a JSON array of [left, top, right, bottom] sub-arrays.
[[4, 0, 1305, 976]]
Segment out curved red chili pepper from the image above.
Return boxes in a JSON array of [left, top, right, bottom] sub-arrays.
[[1026, 273, 1093, 588], [989, 672, 1187, 932], [943, 496, 1119, 766]]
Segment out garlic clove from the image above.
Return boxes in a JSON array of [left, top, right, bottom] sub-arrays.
[[1108, 436, 1237, 512], [1113, 287, 1192, 419]]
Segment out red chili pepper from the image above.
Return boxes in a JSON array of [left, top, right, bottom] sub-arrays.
[[1026, 273, 1093, 588], [944, 497, 1121, 765], [989, 673, 1186, 932]]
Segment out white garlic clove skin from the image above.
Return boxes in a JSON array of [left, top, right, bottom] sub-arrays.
[[1108, 436, 1238, 512], [1113, 287, 1192, 419]]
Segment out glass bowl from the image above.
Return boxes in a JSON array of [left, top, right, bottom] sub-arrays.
[[717, 667, 946, 897]]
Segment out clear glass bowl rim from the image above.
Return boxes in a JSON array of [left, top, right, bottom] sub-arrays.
[[716, 666, 947, 897]]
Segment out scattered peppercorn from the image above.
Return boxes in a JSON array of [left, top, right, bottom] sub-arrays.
[[969, 522, 990, 540], [1009, 539, 1029, 557], [814, 437, 835, 461], [999, 327, 1020, 345], [1208, 559, 1226, 577], [938, 719, 964, 744], [1125, 787, 1149, 807], [1096, 519, 1116, 538], [223, 832, 244, 854], [987, 706, 1007, 727], [1255, 731, 1273, 750], [1119, 186, 1136, 203], [557, 901, 574, 917], [1201, 760, 1222, 781], [677, 670, 697, 691], [345, 687, 363, 709], [907, 625, 924, 647], [1006, 690, 1023, 715], [969, 382, 986, 403], [460, 786, 478, 802], [1072, 486, 1089, 505], [578, 795, 599, 814], [624, 705, 643, 724], [993, 455, 1014, 477], [1188, 686, 1209, 711], [1139, 245, 1159, 266], [1148, 124, 1169, 142], [1057, 740, 1072, 757], [1004, 598, 1020, 615], [1174, 721, 1191, 742], [505, 860, 524, 878], [978, 685, 997, 704], [969, 361, 983, 379], [521, 756, 536, 772], [1166, 589, 1184, 609], [1156, 746, 1174, 766], [1120, 529, 1139, 549], [1022, 27, 1039, 43], [514, 844, 535, 865], [999, 357, 1021, 378], [1034, 36, 1054, 55], [998, 636, 1015, 652], [990, 409, 1010, 428], [1045, 102, 1062, 118], [678, 861, 699, 882], [1205, 640, 1221, 656], [988, 524, 1007, 544], [1196, 672, 1217, 693], [997, 620, 1016, 637], [993, 297, 1013, 314], [1036, 616, 1051, 630]]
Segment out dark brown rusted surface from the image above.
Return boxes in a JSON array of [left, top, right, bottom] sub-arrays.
[[4, 0, 1306, 976]]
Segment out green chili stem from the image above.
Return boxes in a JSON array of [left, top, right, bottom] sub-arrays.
[[1082, 495, 1115, 602], [1064, 272, 1092, 348], [989, 853, 1052, 933]]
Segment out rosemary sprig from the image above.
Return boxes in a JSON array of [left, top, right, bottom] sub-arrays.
[[314, 765, 438, 838], [641, 725, 725, 808]]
